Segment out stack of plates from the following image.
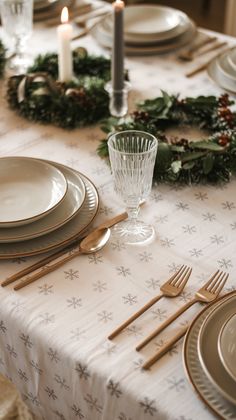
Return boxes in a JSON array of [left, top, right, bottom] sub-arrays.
[[184, 292, 236, 419], [0, 157, 99, 259], [91, 5, 196, 55], [207, 47, 236, 94]]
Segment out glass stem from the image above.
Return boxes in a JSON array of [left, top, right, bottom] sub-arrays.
[[126, 205, 140, 223]]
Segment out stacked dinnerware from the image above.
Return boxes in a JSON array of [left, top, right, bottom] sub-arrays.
[[0, 157, 99, 259], [207, 47, 236, 93], [91, 5, 196, 56], [183, 292, 236, 419]]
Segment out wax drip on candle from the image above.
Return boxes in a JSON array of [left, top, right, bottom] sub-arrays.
[[57, 7, 73, 82]]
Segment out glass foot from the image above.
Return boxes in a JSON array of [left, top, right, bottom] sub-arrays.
[[112, 220, 155, 245]]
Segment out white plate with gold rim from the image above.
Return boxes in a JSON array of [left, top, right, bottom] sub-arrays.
[[0, 163, 85, 243], [0, 157, 67, 228], [183, 292, 236, 419], [0, 163, 99, 259], [218, 312, 236, 382]]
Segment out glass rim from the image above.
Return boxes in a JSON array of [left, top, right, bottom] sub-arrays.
[[107, 130, 158, 156]]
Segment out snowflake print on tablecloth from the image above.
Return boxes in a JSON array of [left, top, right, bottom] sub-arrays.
[[48, 347, 61, 363], [18, 369, 28, 382], [217, 258, 233, 270], [30, 360, 43, 375], [84, 393, 103, 413], [88, 253, 103, 264], [52, 410, 66, 420], [45, 386, 57, 400], [98, 310, 113, 323], [54, 374, 70, 390], [126, 325, 143, 337], [111, 240, 126, 251], [38, 284, 53, 295], [182, 225, 196, 235], [139, 397, 157, 416], [70, 328, 86, 341], [230, 221, 236, 230], [139, 252, 153, 262], [168, 262, 182, 273], [160, 237, 175, 248], [151, 308, 167, 321], [210, 235, 224, 245], [64, 269, 79, 281], [122, 294, 137, 306], [176, 202, 189, 211], [99, 205, 113, 216], [202, 212, 216, 222], [23, 392, 41, 406], [118, 413, 133, 420], [153, 339, 166, 351], [179, 291, 193, 303], [150, 192, 163, 202], [133, 358, 145, 372], [116, 266, 131, 277], [93, 280, 107, 292], [75, 362, 90, 380], [166, 376, 186, 392], [145, 278, 160, 290], [107, 379, 122, 398], [102, 341, 117, 355], [222, 201, 235, 210], [154, 215, 169, 224], [71, 404, 85, 419], [194, 192, 208, 201], [10, 299, 25, 312], [6, 344, 17, 358], [0, 320, 7, 333], [19, 333, 33, 348], [189, 248, 203, 258], [67, 297, 82, 309], [38, 312, 55, 324]]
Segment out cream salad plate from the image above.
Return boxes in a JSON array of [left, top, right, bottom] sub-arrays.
[[0, 162, 99, 259], [0, 163, 86, 243], [0, 157, 67, 228]]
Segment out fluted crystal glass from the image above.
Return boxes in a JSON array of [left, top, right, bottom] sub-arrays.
[[108, 130, 158, 245], [0, 0, 33, 73]]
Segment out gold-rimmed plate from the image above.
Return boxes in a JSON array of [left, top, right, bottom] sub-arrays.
[[0, 163, 99, 259], [218, 312, 236, 383], [183, 292, 236, 419]]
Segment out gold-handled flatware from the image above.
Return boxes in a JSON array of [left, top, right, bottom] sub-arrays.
[[14, 227, 111, 291], [185, 45, 231, 77], [136, 270, 228, 351], [142, 325, 188, 370], [1, 210, 129, 288], [178, 36, 217, 61], [108, 265, 192, 340]]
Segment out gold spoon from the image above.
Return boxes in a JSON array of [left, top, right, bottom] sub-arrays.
[[14, 227, 111, 290]]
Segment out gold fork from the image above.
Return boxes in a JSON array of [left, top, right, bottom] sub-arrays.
[[136, 270, 228, 351], [108, 265, 192, 340]]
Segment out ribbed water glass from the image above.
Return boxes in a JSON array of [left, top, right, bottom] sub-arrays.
[[108, 130, 158, 245]]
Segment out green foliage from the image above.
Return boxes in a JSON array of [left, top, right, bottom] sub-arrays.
[[6, 49, 111, 129], [97, 91, 236, 185]]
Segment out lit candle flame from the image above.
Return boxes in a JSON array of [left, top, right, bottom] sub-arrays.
[[61, 7, 69, 24]]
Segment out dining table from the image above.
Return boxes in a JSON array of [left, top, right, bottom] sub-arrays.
[[0, 2, 236, 419]]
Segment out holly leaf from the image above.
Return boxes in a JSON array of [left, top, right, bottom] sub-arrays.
[[190, 141, 224, 151], [155, 142, 172, 173], [181, 151, 208, 162], [202, 153, 214, 174]]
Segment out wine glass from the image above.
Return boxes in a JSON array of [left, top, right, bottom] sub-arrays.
[[108, 130, 158, 245], [0, 0, 33, 73]]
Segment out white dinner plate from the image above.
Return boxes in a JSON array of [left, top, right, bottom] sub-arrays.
[[183, 292, 236, 420], [123, 5, 180, 38], [218, 313, 236, 382], [102, 11, 191, 45], [217, 51, 236, 83], [197, 294, 236, 405], [91, 18, 196, 56], [207, 54, 236, 94], [0, 157, 67, 228], [227, 48, 236, 71], [0, 163, 99, 259], [0, 164, 85, 243]]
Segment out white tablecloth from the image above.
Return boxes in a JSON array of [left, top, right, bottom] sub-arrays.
[[0, 11, 235, 420]]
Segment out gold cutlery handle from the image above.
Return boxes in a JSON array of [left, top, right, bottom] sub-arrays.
[[1, 211, 128, 287], [142, 325, 188, 370], [136, 298, 197, 351], [108, 293, 163, 340], [14, 248, 83, 291]]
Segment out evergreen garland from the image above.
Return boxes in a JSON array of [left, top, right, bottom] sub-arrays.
[[98, 91, 236, 184]]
